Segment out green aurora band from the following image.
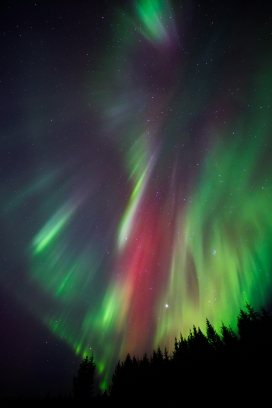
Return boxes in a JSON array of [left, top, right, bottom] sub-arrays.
[[7, 0, 270, 391]]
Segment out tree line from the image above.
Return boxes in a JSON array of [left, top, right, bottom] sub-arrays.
[[2, 303, 272, 405], [109, 303, 272, 403]]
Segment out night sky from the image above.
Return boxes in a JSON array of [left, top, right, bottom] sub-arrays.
[[1, 0, 272, 398]]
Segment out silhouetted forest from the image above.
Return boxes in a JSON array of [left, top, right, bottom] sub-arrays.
[[2, 303, 272, 405]]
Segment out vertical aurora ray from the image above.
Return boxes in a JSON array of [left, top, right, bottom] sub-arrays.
[[118, 135, 157, 249], [32, 200, 80, 255], [3, 0, 270, 393], [135, 0, 176, 45], [155, 64, 272, 346]]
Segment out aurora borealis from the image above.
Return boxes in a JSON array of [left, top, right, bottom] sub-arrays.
[[1, 0, 272, 397]]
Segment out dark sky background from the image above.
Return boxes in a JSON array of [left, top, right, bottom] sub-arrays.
[[1, 0, 272, 399]]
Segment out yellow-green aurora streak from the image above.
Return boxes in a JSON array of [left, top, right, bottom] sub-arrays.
[[25, 0, 272, 392]]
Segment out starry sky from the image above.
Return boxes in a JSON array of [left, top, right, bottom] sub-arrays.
[[1, 0, 272, 398]]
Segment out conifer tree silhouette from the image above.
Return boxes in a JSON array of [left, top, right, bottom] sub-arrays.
[[73, 355, 96, 402], [108, 304, 272, 403]]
